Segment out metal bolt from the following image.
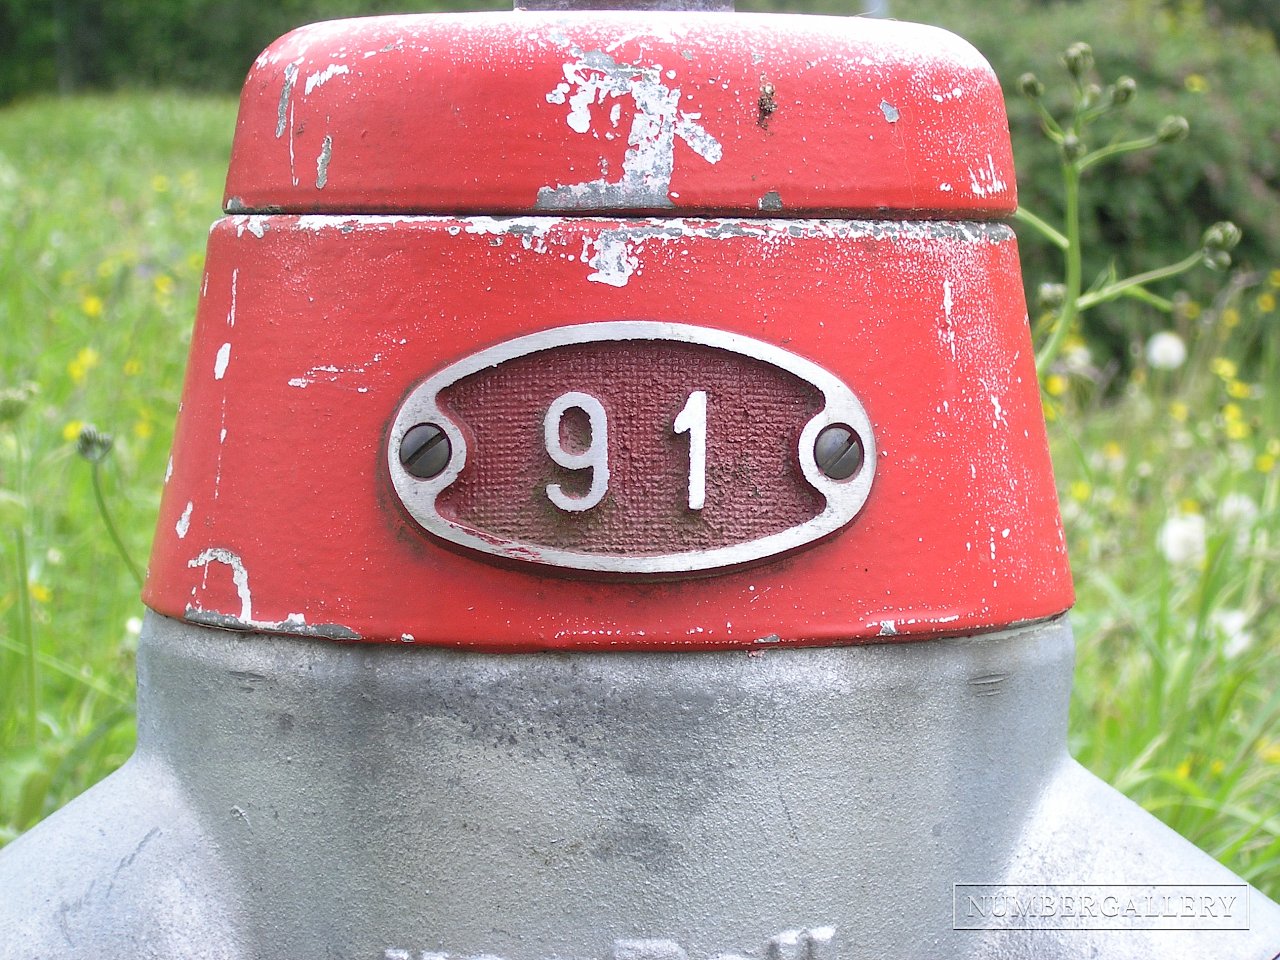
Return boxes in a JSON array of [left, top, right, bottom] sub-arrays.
[[814, 424, 864, 481], [399, 423, 451, 479]]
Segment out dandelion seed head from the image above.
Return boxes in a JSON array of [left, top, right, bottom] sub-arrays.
[[1158, 512, 1206, 566], [1145, 331, 1187, 370]]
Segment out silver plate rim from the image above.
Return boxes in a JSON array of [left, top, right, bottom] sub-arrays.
[[387, 321, 876, 574]]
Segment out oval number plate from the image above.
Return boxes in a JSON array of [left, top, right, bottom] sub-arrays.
[[388, 322, 875, 575]]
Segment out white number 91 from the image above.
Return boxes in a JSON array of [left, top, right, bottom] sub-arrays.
[[543, 390, 707, 513]]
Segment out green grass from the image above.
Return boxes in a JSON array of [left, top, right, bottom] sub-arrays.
[[0, 92, 234, 839], [1051, 326, 1280, 892], [1, 92, 1278, 899]]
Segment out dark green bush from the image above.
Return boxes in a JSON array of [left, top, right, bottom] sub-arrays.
[[0, 0, 489, 105]]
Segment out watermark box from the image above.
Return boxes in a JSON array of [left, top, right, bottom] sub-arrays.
[[954, 884, 1250, 931]]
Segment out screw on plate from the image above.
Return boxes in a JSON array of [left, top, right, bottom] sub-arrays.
[[399, 423, 452, 480], [814, 425, 864, 481]]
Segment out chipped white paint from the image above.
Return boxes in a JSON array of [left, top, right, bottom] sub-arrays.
[[189, 546, 253, 622], [175, 501, 193, 539], [275, 60, 303, 187], [233, 216, 268, 239], [287, 353, 386, 390], [284, 214, 1007, 244], [989, 395, 1007, 428], [871, 613, 963, 635], [601, 23, 689, 55], [304, 62, 350, 95], [164, 456, 173, 484], [968, 152, 1008, 198], [228, 268, 238, 327], [214, 405, 227, 502], [538, 50, 721, 210], [214, 342, 231, 380], [940, 279, 956, 360], [275, 62, 299, 138], [463, 216, 559, 255], [585, 232, 640, 287], [316, 135, 333, 189], [294, 214, 423, 232]]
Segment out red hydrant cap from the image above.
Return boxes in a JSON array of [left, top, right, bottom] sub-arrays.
[[143, 12, 1073, 651], [224, 12, 1017, 218]]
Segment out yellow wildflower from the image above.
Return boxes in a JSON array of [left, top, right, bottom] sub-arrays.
[[1184, 74, 1208, 93], [28, 583, 51, 603], [1175, 759, 1192, 779], [61, 419, 83, 442], [1226, 420, 1250, 441], [1260, 741, 1280, 765], [1179, 498, 1201, 515], [1269, 269, 1280, 288], [151, 174, 170, 193], [1045, 374, 1068, 397], [1226, 379, 1251, 399], [1210, 759, 1225, 775], [1070, 480, 1091, 502], [1221, 307, 1240, 328], [1259, 453, 1277, 474], [1222, 403, 1243, 421], [153, 274, 174, 297], [1102, 441, 1123, 461], [1169, 401, 1189, 423], [1184, 301, 1202, 320], [123, 358, 142, 376], [1257, 292, 1276, 314], [80, 294, 103, 318], [133, 419, 154, 440], [67, 347, 100, 384], [1210, 357, 1237, 380]]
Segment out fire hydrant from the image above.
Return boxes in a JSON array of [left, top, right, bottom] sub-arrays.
[[2, 3, 1278, 958]]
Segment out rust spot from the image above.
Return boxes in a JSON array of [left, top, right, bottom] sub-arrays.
[[757, 79, 777, 129]]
